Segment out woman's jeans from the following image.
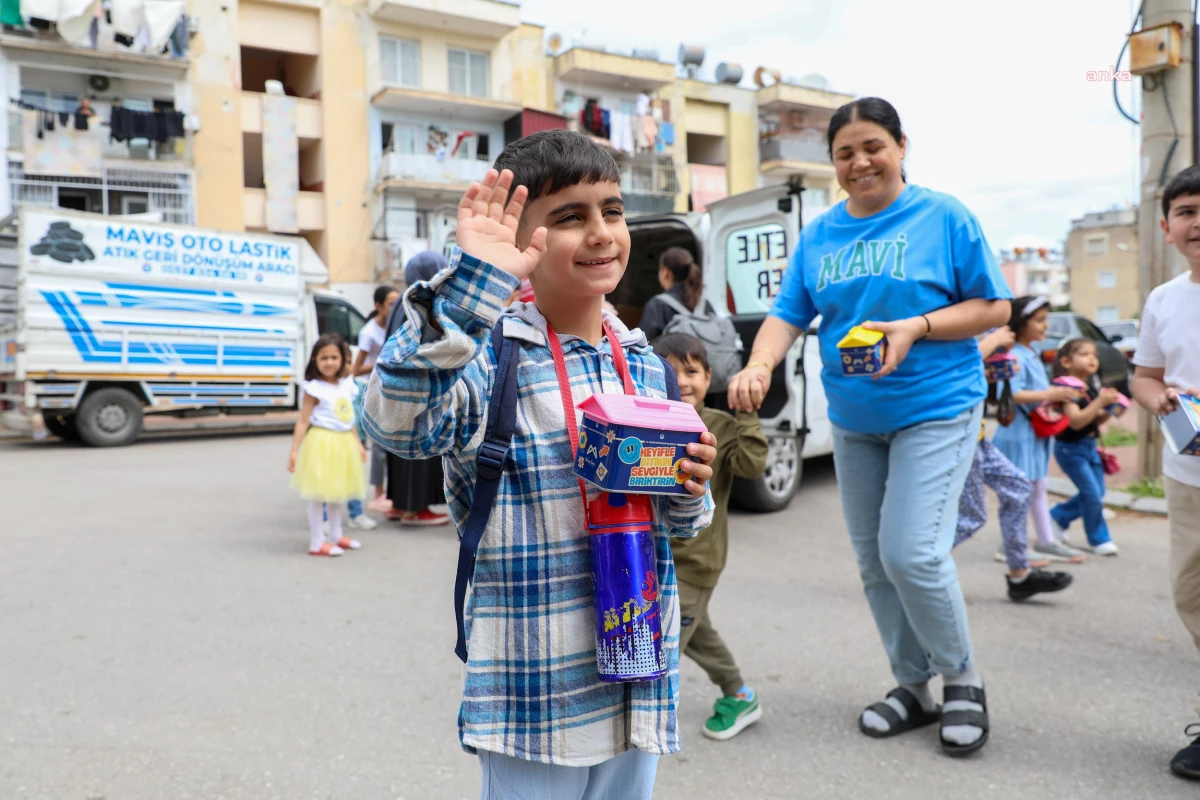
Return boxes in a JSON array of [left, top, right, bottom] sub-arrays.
[[1051, 437, 1111, 546], [832, 404, 981, 685]]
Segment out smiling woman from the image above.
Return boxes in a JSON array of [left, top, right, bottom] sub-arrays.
[[727, 96, 1013, 759]]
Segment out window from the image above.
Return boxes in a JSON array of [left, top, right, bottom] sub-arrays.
[[380, 37, 420, 88], [806, 187, 830, 208], [1097, 270, 1117, 289], [725, 222, 788, 314], [448, 49, 489, 98], [314, 298, 367, 343], [121, 195, 150, 215], [1085, 234, 1107, 257], [21, 88, 80, 113], [1075, 316, 1108, 343], [1095, 306, 1120, 323], [1047, 315, 1072, 340], [383, 123, 417, 154]]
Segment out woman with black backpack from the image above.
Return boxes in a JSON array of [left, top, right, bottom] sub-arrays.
[[641, 248, 741, 392], [640, 247, 704, 343]]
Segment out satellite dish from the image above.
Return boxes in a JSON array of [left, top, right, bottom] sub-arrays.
[[546, 32, 563, 54], [799, 73, 830, 90], [753, 67, 782, 88], [715, 63, 743, 85]]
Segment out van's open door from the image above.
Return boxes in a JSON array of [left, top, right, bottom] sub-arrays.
[[703, 180, 803, 439]]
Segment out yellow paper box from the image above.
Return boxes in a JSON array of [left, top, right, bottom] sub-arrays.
[[837, 326, 886, 376]]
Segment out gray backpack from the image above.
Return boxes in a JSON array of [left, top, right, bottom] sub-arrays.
[[657, 293, 743, 392]]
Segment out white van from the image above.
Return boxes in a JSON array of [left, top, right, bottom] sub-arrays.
[[612, 181, 832, 512], [0, 208, 369, 446]]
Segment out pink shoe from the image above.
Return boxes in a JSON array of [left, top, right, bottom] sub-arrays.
[[398, 508, 450, 527], [309, 542, 344, 557], [367, 496, 393, 514], [336, 537, 362, 551]]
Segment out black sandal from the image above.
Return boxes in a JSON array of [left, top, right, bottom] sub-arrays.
[[858, 687, 941, 739], [940, 684, 990, 757]]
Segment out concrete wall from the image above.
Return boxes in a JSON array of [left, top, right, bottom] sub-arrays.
[[191, 0, 247, 232], [665, 79, 759, 212], [318, 0, 372, 286]]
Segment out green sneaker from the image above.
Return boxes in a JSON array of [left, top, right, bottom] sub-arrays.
[[702, 692, 762, 741]]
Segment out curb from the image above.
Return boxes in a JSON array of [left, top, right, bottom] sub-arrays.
[[1046, 476, 1167, 517]]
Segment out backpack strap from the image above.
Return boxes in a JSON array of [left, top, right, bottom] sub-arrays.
[[656, 291, 691, 317], [658, 355, 682, 402], [454, 319, 520, 663]]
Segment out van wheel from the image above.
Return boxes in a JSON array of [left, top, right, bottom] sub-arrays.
[[76, 388, 143, 447], [42, 412, 79, 440], [733, 435, 802, 513]]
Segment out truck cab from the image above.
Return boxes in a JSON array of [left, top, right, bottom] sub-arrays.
[[611, 180, 831, 512]]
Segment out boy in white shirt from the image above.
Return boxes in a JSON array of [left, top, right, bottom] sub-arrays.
[[1133, 164, 1200, 781]]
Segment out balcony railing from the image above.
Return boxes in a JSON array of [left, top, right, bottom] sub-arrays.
[[618, 157, 677, 217], [6, 160, 195, 224], [760, 135, 831, 166], [377, 150, 492, 187], [7, 108, 190, 163]]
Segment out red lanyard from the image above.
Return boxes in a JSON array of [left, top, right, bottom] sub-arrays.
[[546, 321, 636, 516]]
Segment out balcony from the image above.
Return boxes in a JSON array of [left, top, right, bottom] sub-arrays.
[[617, 156, 678, 217], [0, 31, 188, 73], [554, 48, 675, 91], [376, 151, 491, 193], [366, 0, 519, 38], [760, 134, 833, 177], [6, 109, 190, 164], [7, 161, 195, 224], [240, 93, 323, 142], [371, 85, 520, 123], [242, 189, 326, 232], [756, 82, 853, 113]]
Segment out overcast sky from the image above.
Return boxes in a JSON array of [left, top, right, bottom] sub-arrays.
[[519, 0, 1151, 253]]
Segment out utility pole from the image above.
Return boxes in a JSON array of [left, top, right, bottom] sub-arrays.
[[1137, 0, 1194, 480]]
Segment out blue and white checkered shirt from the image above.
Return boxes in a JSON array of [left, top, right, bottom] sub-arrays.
[[362, 250, 714, 767]]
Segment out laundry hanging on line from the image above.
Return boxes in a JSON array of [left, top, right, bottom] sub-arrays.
[[108, 105, 185, 143]]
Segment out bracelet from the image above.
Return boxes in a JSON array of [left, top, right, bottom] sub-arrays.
[[920, 314, 932, 339], [746, 360, 774, 372], [749, 347, 776, 362]]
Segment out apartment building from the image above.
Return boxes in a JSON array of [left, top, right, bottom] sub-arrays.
[[365, 1, 555, 284], [1066, 208, 1138, 323], [0, 7, 194, 225], [756, 79, 853, 222]]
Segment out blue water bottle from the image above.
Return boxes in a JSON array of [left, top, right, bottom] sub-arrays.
[[587, 492, 667, 682]]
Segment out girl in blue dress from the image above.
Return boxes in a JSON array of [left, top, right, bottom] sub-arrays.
[[992, 296, 1087, 563], [728, 97, 1011, 757]]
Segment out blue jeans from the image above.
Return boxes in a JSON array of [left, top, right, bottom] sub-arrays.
[[832, 405, 981, 685], [478, 748, 658, 800], [1051, 437, 1111, 546], [324, 499, 362, 522]]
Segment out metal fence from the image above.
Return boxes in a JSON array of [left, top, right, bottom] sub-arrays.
[[7, 161, 195, 225], [619, 157, 678, 217]]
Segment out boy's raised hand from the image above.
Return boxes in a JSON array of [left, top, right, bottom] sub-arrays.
[[456, 169, 547, 281]]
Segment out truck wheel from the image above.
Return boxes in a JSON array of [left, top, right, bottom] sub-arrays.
[[733, 435, 802, 513], [76, 388, 143, 447], [42, 412, 79, 440]]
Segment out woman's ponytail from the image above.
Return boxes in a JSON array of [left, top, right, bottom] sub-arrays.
[[661, 247, 703, 311]]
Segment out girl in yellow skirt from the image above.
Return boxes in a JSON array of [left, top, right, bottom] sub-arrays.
[[288, 333, 367, 556]]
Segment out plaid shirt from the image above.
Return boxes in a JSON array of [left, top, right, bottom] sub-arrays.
[[362, 251, 713, 767]]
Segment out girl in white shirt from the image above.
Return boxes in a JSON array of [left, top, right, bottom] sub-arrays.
[[289, 334, 367, 556]]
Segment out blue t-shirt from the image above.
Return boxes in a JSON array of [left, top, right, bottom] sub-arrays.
[[770, 184, 1011, 435]]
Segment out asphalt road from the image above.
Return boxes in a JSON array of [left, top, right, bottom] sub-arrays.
[[1, 432, 1196, 799]]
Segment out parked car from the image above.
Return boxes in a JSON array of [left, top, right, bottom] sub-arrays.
[[1030, 312, 1132, 396], [606, 181, 833, 512], [1099, 319, 1139, 361]]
